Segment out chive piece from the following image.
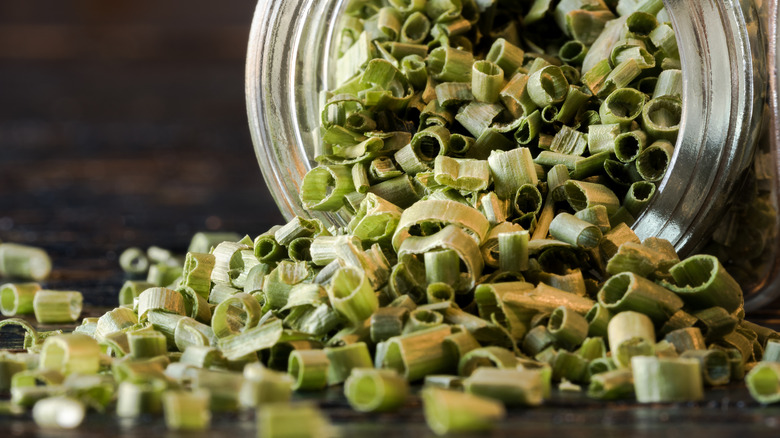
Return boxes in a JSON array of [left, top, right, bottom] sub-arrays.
[[325, 342, 373, 385], [0, 243, 52, 281], [588, 369, 634, 400], [421, 387, 505, 435], [501, 74, 537, 119], [32, 396, 85, 429], [498, 230, 529, 273], [300, 165, 355, 211], [693, 307, 738, 342], [607, 311, 655, 368], [433, 155, 490, 191], [746, 362, 780, 404], [598, 272, 683, 323], [116, 380, 166, 418], [258, 402, 330, 438], [631, 356, 704, 402], [665, 255, 743, 313], [552, 350, 589, 383], [127, 328, 167, 359], [119, 247, 150, 275], [118, 280, 155, 307], [40, 333, 101, 376], [680, 349, 730, 386], [564, 180, 620, 215], [427, 46, 474, 82], [458, 346, 518, 377], [599, 87, 646, 126], [0, 282, 40, 316], [642, 96, 681, 142], [664, 327, 706, 353], [240, 364, 293, 407], [471, 60, 504, 104], [344, 368, 409, 412], [547, 306, 589, 350], [464, 367, 544, 406], [527, 66, 569, 107], [765, 340, 780, 362], [162, 389, 211, 431], [548, 212, 603, 249], [382, 325, 454, 381], [327, 266, 379, 324], [33, 290, 83, 324], [584, 303, 612, 338], [288, 349, 330, 391], [488, 148, 538, 201], [211, 292, 262, 338]]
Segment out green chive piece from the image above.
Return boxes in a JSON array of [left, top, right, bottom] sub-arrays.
[[548, 306, 589, 350], [119, 247, 149, 275], [527, 66, 569, 107], [33, 290, 83, 324], [548, 212, 603, 249], [40, 333, 101, 376], [327, 266, 379, 324], [631, 356, 704, 402], [421, 387, 505, 436], [127, 327, 167, 359], [433, 155, 490, 191], [680, 349, 730, 386], [288, 349, 330, 391], [258, 402, 330, 438], [382, 325, 454, 382], [464, 367, 544, 406], [325, 342, 373, 385], [458, 346, 518, 377], [162, 389, 211, 431], [344, 368, 409, 412], [599, 87, 646, 126], [32, 396, 85, 429], [664, 327, 706, 353], [746, 362, 780, 404], [0, 282, 40, 316], [598, 272, 683, 323], [588, 369, 634, 400], [116, 380, 166, 418], [118, 280, 155, 307], [642, 96, 681, 141], [665, 254, 743, 313]]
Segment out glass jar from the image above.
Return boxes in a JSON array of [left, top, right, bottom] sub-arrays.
[[245, 0, 780, 310]]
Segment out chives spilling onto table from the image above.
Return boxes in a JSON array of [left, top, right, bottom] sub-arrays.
[[2, 0, 780, 435]]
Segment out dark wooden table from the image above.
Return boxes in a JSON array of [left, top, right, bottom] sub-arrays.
[[3, 2, 780, 437]]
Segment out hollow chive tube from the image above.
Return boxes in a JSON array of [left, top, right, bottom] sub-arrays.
[[599, 88, 646, 126], [527, 65, 569, 107], [118, 280, 155, 307], [559, 40, 588, 64], [211, 292, 262, 338], [665, 254, 743, 313], [548, 213, 603, 249], [458, 346, 518, 377], [288, 349, 330, 391], [614, 130, 648, 163], [547, 306, 589, 351], [427, 46, 474, 83], [607, 311, 656, 368], [636, 140, 675, 182], [0, 282, 40, 316], [486, 38, 524, 75], [324, 342, 373, 385], [427, 282, 455, 304], [127, 328, 167, 359], [631, 356, 704, 402], [327, 266, 379, 324], [40, 333, 100, 375], [33, 290, 83, 324], [564, 180, 620, 215], [471, 60, 504, 103], [344, 368, 409, 412], [680, 349, 730, 386], [400, 11, 430, 44], [597, 272, 684, 323], [746, 362, 780, 404], [498, 230, 529, 273], [623, 181, 656, 217], [501, 73, 537, 119], [464, 367, 544, 407], [403, 308, 444, 334], [299, 165, 355, 211], [119, 247, 149, 275], [382, 325, 453, 382], [421, 387, 505, 435], [116, 380, 166, 418], [642, 96, 682, 141], [585, 303, 612, 338]]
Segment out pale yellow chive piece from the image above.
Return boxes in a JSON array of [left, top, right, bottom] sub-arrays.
[[258, 402, 331, 438], [0, 282, 41, 316], [33, 290, 83, 324], [607, 311, 655, 368], [32, 396, 85, 429], [40, 333, 100, 375], [0, 243, 52, 281], [116, 379, 166, 418], [421, 387, 505, 436], [136, 287, 186, 322], [631, 356, 703, 403], [163, 389, 211, 431], [95, 307, 138, 340]]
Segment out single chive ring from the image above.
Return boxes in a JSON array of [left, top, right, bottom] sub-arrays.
[[599, 88, 646, 126], [614, 130, 648, 163], [344, 368, 409, 412], [548, 212, 603, 249], [636, 140, 675, 182], [746, 362, 780, 404], [642, 96, 682, 141], [33, 290, 83, 324], [666, 254, 743, 313], [598, 272, 684, 323], [427, 46, 474, 83], [327, 266, 379, 324], [40, 333, 101, 375], [411, 125, 451, 162], [0, 243, 52, 281], [623, 181, 656, 217], [119, 247, 150, 275], [471, 60, 504, 103], [211, 292, 263, 338], [0, 282, 40, 316], [547, 306, 589, 350], [136, 287, 186, 322], [680, 349, 730, 386], [288, 349, 330, 391], [118, 280, 155, 307], [421, 387, 505, 435], [631, 356, 704, 403], [486, 38, 524, 75], [299, 165, 355, 211], [527, 66, 569, 107], [558, 40, 588, 65]]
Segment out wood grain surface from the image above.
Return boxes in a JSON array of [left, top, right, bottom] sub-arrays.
[[2, 2, 780, 437]]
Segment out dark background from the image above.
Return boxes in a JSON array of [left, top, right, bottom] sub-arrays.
[[0, 1, 285, 294]]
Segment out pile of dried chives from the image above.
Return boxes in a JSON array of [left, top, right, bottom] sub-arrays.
[[1, 0, 780, 436]]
